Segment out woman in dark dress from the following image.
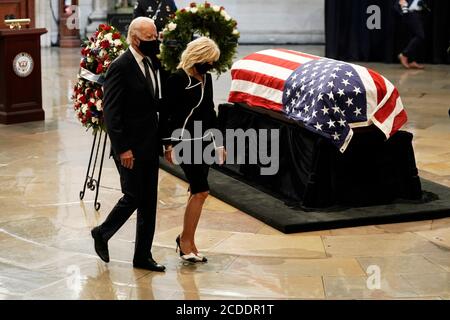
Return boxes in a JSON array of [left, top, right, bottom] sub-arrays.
[[163, 37, 224, 262]]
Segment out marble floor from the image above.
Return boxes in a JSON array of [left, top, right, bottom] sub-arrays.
[[0, 45, 449, 300]]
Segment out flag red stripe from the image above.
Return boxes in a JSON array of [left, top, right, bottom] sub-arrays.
[[228, 91, 283, 112], [275, 48, 320, 60], [242, 53, 302, 70], [389, 109, 408, 137], [231, 69, 286, 91], [374, 88, 400, 123], [368, 69, 387, 105]]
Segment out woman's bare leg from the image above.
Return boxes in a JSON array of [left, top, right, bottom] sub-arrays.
[[180, 191, 208, 255]]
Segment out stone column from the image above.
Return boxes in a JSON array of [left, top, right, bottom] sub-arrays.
[[35, 0, 59, 47], [86, 0, 109, 34]]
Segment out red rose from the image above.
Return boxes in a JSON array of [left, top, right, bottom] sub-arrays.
[[112, 32, 120, 40], [99, 24, 106, 30], [190, 2, 197, 8], [220, 6, 224, 10], [180, 8, 186, 13], [100, 40, 110, 49], [96, 63, 103, 74], [79, 95, 86, 104], [95, 89, 103, 98], [104, 25, 112, 31], [80, 60, 86, 68]]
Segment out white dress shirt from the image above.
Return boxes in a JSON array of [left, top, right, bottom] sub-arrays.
[[129, 46, 162, 99]]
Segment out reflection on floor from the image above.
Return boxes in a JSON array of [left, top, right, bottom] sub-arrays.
[[0, 46, 449, 300]]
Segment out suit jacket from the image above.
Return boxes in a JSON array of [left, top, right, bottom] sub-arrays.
[[103, 49, 169, 160]]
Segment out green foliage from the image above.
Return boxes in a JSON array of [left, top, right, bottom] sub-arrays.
[[159, 2, 240, 75]]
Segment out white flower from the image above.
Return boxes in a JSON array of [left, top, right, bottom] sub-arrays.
[[92, 117, 98, 124], [81, 104, 88, 113], [212, 5, 221, 12], [99, 49, 106, 57], [113, 47, 117, 52], [104, 33, 113, 42], [220, 10, 227, 17], [159, 43, 163, 51], [104, 60, 111, 65], [89, 98, 96, 103], [190, 7, 198, 14], [168, 22, 177, 31], [87, 56, 94, 62], [96, 99, 103, 111], [113, 39, 122, 47], [225, 15, 231, 21], [232, 29, 239, 35]]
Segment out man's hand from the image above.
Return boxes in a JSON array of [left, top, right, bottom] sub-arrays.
[[120, 150, 134, 169], [399, 0, 407, 6], [164, 145, 173, 165]]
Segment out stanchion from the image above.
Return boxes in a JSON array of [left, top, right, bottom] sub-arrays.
[[79, 130, 108, 210]]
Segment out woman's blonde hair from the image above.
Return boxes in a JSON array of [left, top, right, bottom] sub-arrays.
[[177, 37, 220, 74]]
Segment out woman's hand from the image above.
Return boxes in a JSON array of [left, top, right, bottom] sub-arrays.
[[216, 146, 227, 165], [399, 0, 407, 6], [164, 145, 173, 165]]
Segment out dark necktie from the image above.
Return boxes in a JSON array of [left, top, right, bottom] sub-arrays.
[[142, 57, 159, 98]]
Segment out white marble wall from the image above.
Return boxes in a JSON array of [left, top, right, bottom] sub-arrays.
[[175, 0, 325, 44], [35, 0, 99, 47], [36, 0, 325, 46], [35, 0, 58, 47]]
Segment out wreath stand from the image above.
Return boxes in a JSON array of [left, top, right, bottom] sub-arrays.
[[79, 129, 108, 211]]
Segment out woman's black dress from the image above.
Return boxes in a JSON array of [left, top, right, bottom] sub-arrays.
[[164, 68, 218, 194]]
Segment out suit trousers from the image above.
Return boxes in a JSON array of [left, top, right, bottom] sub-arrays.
[[98, 156, 159, 262], [402, 11, 425, 61]]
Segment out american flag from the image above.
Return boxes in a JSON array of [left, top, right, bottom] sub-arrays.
[[229, 49, 408, 152]]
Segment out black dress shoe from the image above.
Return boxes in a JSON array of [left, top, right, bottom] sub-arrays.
[[91, 227, 109, 263], [133, 258, 166, 272]]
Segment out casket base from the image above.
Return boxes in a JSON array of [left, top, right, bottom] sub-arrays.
[[217, 103, 422, 208]]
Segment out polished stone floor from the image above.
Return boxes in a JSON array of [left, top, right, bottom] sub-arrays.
[[0, 46, 449, 300]]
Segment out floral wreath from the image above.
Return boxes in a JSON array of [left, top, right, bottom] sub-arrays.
[[159, 1, 240, 75], [72, 24, 128, 132]]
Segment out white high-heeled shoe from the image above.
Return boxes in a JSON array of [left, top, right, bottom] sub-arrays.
[[180, 252, 206, 263], [176, 235, 207, 263]]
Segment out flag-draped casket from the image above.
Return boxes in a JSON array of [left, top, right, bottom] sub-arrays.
[[228, 49, 408, 153]]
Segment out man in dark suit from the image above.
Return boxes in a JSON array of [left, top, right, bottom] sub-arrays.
[[133, 0, 177, 32], [395, 0, 430, 69], [91, 17, 167, 272]]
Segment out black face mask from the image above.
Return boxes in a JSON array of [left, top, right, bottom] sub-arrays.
[[138, 39, 159, 57], [194, 62, 213, 75]]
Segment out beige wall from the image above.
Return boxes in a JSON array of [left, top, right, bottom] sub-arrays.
[[175, 0, 325, 44]]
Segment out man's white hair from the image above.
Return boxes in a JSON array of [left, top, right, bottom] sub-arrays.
[[126, 16, 155, 44]]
